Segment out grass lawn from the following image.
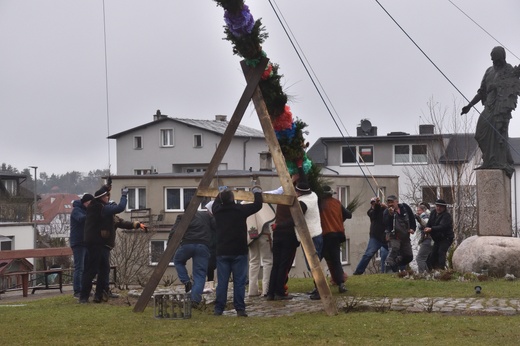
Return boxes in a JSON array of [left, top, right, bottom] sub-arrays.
[[2, 274, 520, 345]]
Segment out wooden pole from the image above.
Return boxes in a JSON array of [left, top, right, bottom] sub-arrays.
[[242, 62, 337, 316]]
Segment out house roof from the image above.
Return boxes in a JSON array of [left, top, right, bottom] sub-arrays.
[[37, 193, 79, 225], [108, 116, 265, 139], [439, 134, 478, 164]]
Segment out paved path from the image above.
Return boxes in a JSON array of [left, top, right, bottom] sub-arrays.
[[3, 285, 520, 316]]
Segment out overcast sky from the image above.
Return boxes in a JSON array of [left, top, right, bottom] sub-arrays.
[[1, 0, 519, 176]]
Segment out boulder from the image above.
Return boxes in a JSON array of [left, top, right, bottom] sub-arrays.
[[452, 235, 520, 277]]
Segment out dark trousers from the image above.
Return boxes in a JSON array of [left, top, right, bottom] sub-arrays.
[[322, 233, 345, 284], [80, 244, 110, 300], [267, 232, 299, 297], [429, 237, 454, 270]]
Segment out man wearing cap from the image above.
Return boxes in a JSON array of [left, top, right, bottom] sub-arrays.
[[79, 185, 147, 304], [353, 196, 389, 275], [424, 199, 454, 270], [70, 193, 94, 298], [319, 185, 351, 293], [383, 195, 416, 272]]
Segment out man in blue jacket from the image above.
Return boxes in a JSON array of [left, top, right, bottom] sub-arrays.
[[70, 193, 94, 298]]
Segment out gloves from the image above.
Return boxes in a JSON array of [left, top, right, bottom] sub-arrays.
[[121, 187, 129, 197], [252, 186, 262, 194]]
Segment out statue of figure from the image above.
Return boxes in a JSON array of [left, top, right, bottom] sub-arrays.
[[461, 46, 520, 178]]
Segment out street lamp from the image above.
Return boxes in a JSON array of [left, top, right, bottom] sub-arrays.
[[29, 166, 38, 248]]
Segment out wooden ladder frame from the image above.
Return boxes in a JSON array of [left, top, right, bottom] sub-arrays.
[[133, 57, 337, 316]]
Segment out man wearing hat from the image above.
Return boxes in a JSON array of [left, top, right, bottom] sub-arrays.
[[319, 185, 351, 293], [424, 199, 454, 270], [79, 185, 147, 303], [383, 195, 416, 272], [295, 181, 323, 300], [70, 193, 94, 298], [353, 196, 389, 275]]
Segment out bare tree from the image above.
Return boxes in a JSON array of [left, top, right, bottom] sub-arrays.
[[111, 229, 156, 290], [402, 98, 480, 246]]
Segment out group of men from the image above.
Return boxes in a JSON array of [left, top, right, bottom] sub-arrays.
[[70, 184, 147, 304], [171, 173, 353, 317], [354, 195, 454, 275]]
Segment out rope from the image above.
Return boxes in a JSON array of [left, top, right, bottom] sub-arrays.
[[374, 0, 520, 162], [268, 0, 379, 197]]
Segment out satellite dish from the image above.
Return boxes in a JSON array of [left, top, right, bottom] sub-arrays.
[[360, 119, 372, 133]]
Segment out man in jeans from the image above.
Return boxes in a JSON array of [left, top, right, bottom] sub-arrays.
[[212, 187, 263, 317], [353, 197, 388, 275], [170, 207, 216, 307]]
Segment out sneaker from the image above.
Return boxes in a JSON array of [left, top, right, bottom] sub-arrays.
[[306, 288, 317, 295], [338, 284, 348, 293], [274, 294, 294, 301], [78, 299, 88, 304], [213, 311, 223, 316], [191, 301, 200, 309], [73, 292, 80, 298], [352, 272, 362, 276], [265, 295, 274, 301], [102, 290, 109, 302], [93, 295, 102, 303], [309, 292, 321, 300], [184, 281, 192, 293], [237, 310, 248, 317]]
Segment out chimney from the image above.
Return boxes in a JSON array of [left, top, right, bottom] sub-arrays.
[[419, 124, 435, 135], [215, 115, 227, 122], [259, 151, 273, 171], [153, 109, 167, 121]]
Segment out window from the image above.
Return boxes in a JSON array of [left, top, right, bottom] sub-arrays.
[[394, 144, 427, 164], [127, 188, 146, 210], [160, 129, 174, 147], [341, 145, 374, 164], [1, 236, 13, 251], [421, 186, 456, 205], [185, 168, 206, 173], [340, 239, 350, 264], [134, 136, 143, 149], [165, 187, 196, 211], [194, 134, 203, 148], [149, 240, 174, 266], [134, 169, 152, 175]]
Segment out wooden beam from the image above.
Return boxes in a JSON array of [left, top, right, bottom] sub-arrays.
[[0, 247, 72, 260], [244, 62, 337, 316], [196, 188, 295, 205], [133, 57, 270, 312]]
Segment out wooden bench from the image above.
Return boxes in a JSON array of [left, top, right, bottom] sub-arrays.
[[0, 247, 72, 297], [0, 247, 118, 297]]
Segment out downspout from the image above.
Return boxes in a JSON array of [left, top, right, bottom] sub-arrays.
[[243, 137, 251, 170]]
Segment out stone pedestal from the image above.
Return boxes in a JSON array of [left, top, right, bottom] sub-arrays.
[[476, 169, 512, 236]]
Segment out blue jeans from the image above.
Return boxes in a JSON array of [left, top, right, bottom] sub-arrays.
[[173, 243, 210, 303], [354, 237, 389, 274], [72, 245, 87, 294], [214, 254, 248, 313]]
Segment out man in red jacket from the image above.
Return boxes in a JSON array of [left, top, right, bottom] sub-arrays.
[[319, 185, 351, 294]]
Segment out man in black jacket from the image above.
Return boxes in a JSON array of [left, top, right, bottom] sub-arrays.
[[212, 187, 263, 317], [353, 197, 388, 275], [424, 199, 454, 270], [383, 195, 416, 272]]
